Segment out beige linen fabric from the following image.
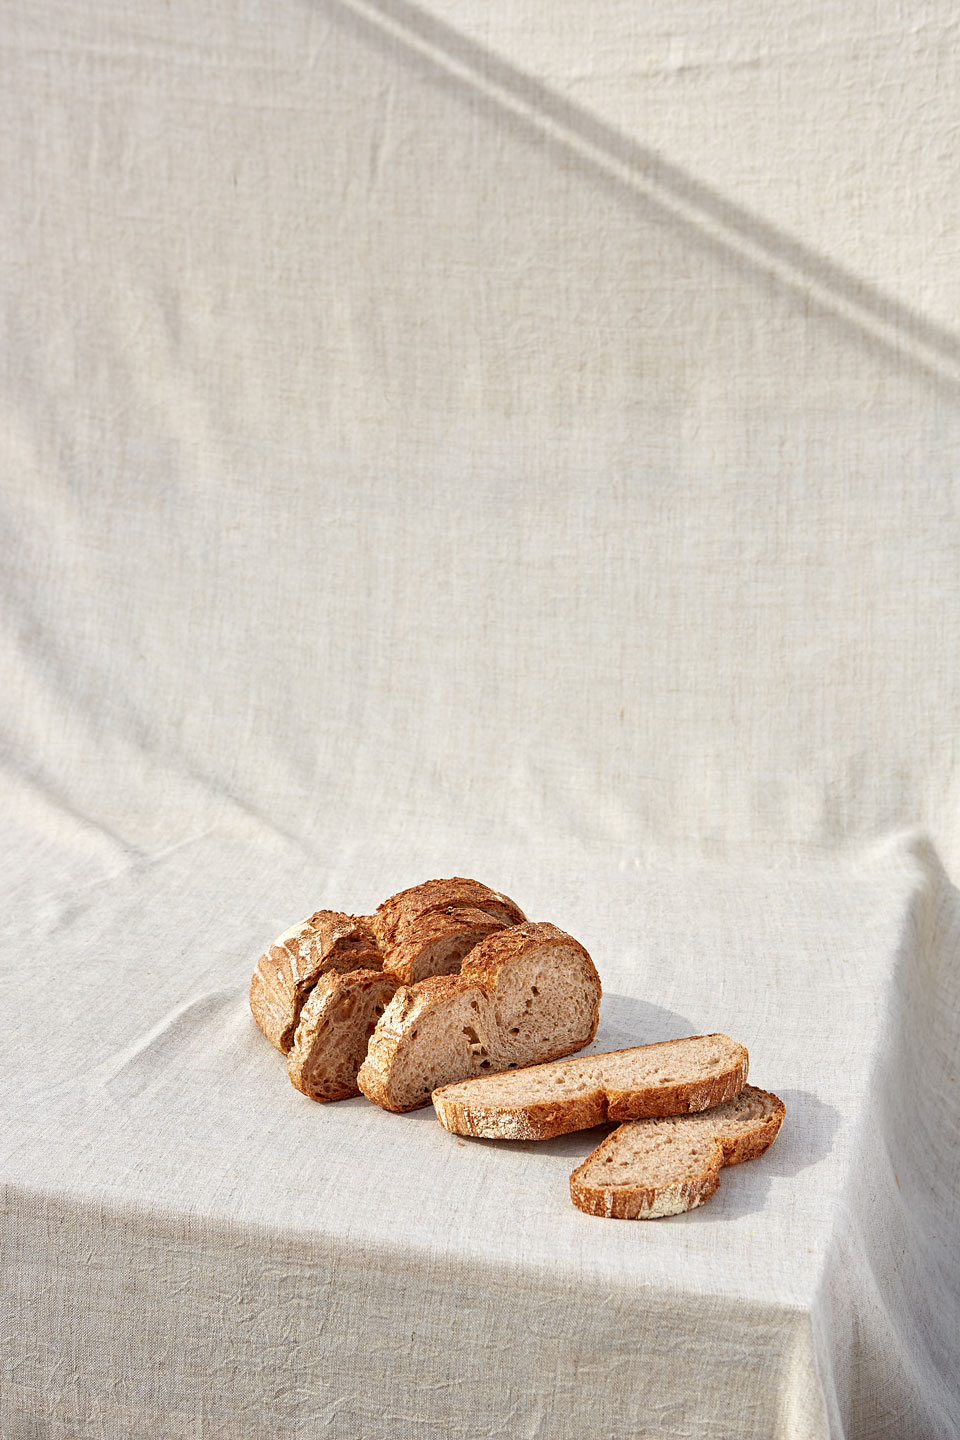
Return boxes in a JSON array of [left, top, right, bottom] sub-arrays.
[[1, 1, 959, 1437]]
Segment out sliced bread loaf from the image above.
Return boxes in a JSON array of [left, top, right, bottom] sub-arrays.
[[287, 969, 400, 1102], [432, 1034, 748, 1139], [569, 1084, 785, 1219], [250, 879, 527, 1096], [249, 910, 382, 1053], [357, 922, 601, 1113]]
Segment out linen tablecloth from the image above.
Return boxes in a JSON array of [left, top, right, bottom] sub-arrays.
[[2, 2, 959, 1436]]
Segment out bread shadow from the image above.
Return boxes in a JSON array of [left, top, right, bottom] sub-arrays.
[[681, 1087, 842, 1223], [585, 993, 698, 1054]]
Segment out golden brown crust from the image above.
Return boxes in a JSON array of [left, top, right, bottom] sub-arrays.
[[716, 1090, 786, 1165], [373, 877, 525, 951], [252, 881, 533, 1108], [357, 922, 601, 1112], [350, 1042, 398, 1110], [251, 882, 524, 1059], [434, 1091, 609, 1140], [569, 1085, 785, 1219], [248, 910, 381, 1053], [605, 1048, 748, 1123], [310, 911, 382, 964], [570, 1162, 722, 1219]]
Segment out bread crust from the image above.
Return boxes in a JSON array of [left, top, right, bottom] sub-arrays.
[[358, 923, 601, 1113], [373, 877, 525, 951], [714, 1096, 786, 1166], [431, 1035, 748, 1140], [434, 1090, 609, 1141], [248, 910, 381, 1053], [457, 920, 574, 987], [572, 1165, 723, 1219], [382, 906, 506, 985], [569, 1085, 785, 1219]]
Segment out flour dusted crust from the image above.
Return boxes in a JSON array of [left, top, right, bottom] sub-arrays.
[[287, 969, 400, 1102], [357, 922, 601, 1113], [248, 910, 382, 1054], [569, 1085, 785, 1219], [373, 877, 526, 952], [431, 1034, 749, 1140]]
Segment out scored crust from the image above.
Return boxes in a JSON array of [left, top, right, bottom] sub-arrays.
[[287, 969, 400, 1102], [248, 910, 382, 1054], [373, 877, 525, 952], [357, 922, 601, 1113], [431, 1034, 749, 1140], [569, 1085, 785, 1219]]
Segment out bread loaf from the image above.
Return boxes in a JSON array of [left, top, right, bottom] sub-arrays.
[[249, 879, 529, 1101], [357, 922, 601, 1113], [569, 1084, 785, 1218], [432, 1034, 748, 1140]]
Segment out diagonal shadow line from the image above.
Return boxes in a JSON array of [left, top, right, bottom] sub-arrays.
[[327, 0, 960, 391]]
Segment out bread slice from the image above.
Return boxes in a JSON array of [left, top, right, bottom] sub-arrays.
[[249, 910, 381, 1053], [569, 1084, 785, 1219], [373, 877, 525, 953], [381, 905, 507, 985], [432, 1034, 748, 1139], [287, 969, 400, 1102], [357, 922, 601, 1113]]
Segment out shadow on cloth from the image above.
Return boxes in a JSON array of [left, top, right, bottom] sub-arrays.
[[682, 1087, 841, 1222], [328, 0, 960, 395]]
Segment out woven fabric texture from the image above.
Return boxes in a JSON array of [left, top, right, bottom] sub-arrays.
[[2, 2, 959, 1436]]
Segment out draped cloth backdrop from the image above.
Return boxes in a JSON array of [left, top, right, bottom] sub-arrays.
[[2, 2, 959, 1437]]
